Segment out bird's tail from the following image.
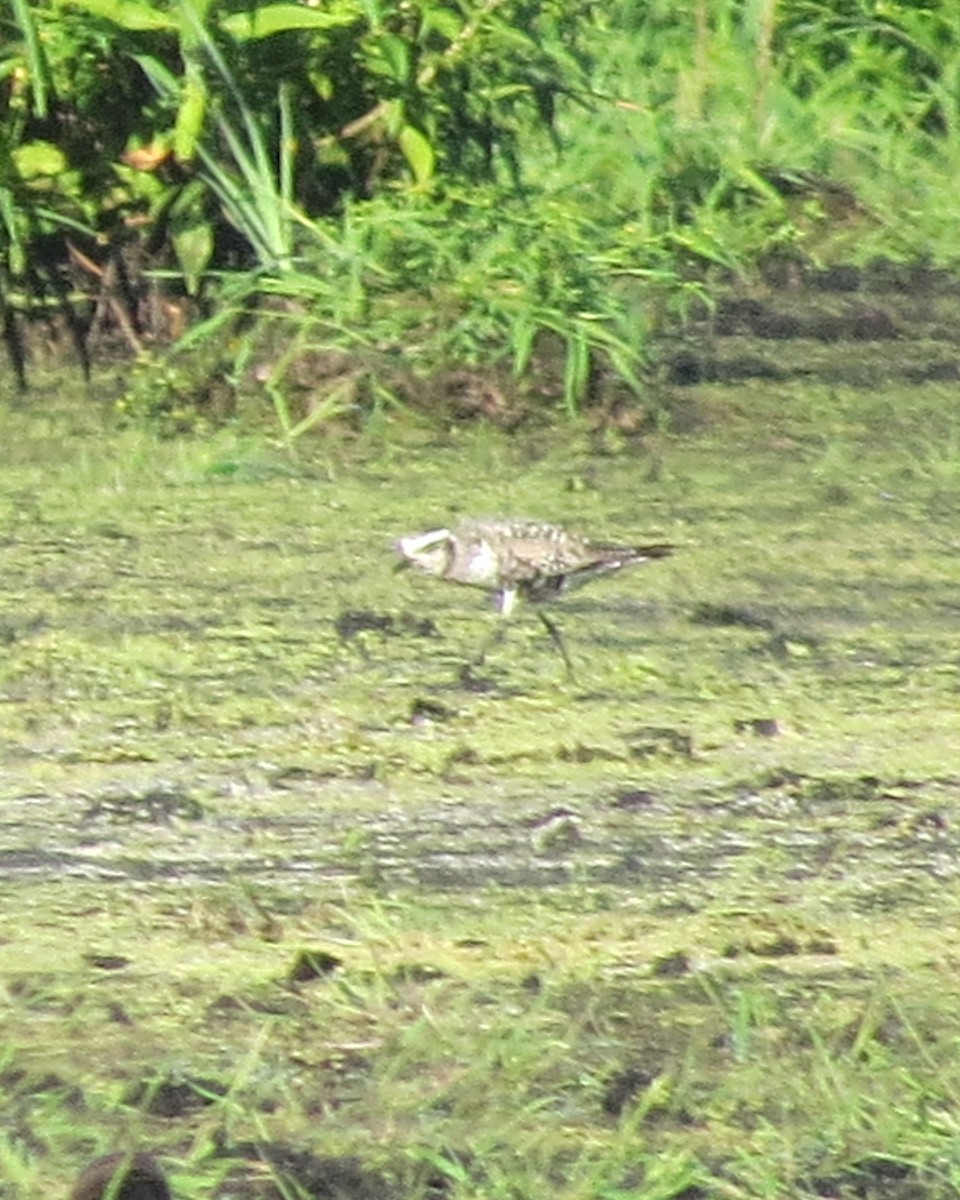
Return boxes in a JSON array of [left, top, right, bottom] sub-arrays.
[[628, 543, 673, 562]]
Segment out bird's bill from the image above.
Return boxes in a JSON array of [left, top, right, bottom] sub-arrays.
[[394, 529, 453, 577]]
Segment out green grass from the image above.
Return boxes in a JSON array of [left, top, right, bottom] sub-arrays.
[[2, 377, 960, 1196]]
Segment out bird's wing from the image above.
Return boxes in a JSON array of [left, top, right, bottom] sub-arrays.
[[502, 537, 568, 580]]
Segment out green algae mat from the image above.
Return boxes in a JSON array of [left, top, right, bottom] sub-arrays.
[[2, 381, 960, 1199]]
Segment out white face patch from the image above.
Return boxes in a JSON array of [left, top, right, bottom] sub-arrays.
[[396, 528, 453, 577]]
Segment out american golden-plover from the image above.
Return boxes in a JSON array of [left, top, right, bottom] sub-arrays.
[[395, 516, 673, 674]]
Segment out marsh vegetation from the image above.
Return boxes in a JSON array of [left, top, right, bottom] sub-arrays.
[[4, 0, 960, 425]]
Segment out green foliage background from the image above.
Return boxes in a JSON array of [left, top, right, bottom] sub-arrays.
[[2, 0, 960, 417]]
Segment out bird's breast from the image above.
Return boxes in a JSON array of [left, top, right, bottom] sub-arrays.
[[448, 537, 502, 588]]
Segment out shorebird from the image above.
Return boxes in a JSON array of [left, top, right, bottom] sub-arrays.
[[395, 517, 673, 674]]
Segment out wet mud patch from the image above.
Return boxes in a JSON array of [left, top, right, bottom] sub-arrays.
[[665, 262, 960, 390], [125, 1073, 229, 1118], [1, 762, 957, 921], [335, 609, 440, 644], [210, 1143, 393, 1200], [82, 786, 206, 824], [803, 1157, 932, 1200]]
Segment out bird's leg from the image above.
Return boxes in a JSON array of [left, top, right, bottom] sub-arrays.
[[475, 586, 517, 665], [459, 587, 516, 684], [472, 622, 506, 667], [458, 624, 505, 689], [537, 611, 575, 679]]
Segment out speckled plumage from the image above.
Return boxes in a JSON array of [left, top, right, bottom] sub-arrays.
[[396, 517, 673, 615], [395, 518, 672, 674]]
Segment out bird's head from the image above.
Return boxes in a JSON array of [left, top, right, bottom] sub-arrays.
[[394, 528, 455, 578]]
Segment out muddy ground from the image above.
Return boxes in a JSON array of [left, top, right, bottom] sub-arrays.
[[3, 271, 960, 1198]]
